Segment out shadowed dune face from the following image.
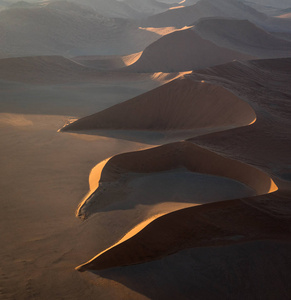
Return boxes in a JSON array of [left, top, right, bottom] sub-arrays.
[[124, 29, 254, 72], [142, 0, 291, 33], [76, 192, 289, 272], [193, 18, 291, 58], [62, 78, 256, 132]]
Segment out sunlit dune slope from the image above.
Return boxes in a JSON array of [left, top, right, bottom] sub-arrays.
[[96, 142, 276, 194], [76, 191, 289, 271], [62, 77, 256, 132], [73, 52, 143, 70], [76, 141, 277, 219], [193, 18, 291, 58], [124, 28, 254, 72]]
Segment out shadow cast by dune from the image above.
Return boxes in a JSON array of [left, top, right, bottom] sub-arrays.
[[94, 240, 291, 300]]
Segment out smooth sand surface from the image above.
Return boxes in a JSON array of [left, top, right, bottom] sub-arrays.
[[193, 18, 291, 58], [62, 79, 256, 132], [0, 113, 155, 299], [0, 2, 160, 58], [125, 28, 254, 72]]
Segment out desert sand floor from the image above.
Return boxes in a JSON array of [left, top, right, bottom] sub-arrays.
[[0, 112, 259, 299], [0, 113, 152, 299]]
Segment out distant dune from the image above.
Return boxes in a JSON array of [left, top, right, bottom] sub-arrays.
[[0, 1, 160, 58], [141, 0, 291, 33], [0, 55, 183, 84], [193, 18, 291, 58], [73, 52, 143, 70], [125, 28, 254, 72], [62, 77, 256, 132]]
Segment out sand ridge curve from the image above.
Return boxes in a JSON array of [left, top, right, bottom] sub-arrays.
[[61, 78, 256, 132]]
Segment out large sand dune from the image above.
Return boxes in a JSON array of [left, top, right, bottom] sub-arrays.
[[76, 141, 276, 219], [77, 192, 289, 271], [194, 18, 291, 58], [124, 28, 254, 72], [0, 1, 160, 58], [61, 77, 256, 132]]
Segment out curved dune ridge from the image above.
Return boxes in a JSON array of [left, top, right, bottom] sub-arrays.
[[76, 192, 289, 272], [0, 55, 186, 85], [124, 28, 254, 72], [76, 141, 277, 219], [141, 0, 291, 33], [73, 52, 143, 71], [61, 78, 256, 132], [193, 18, 291, 58]]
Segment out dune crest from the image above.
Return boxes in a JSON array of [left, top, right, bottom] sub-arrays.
[[124, 28, 255, 72], [76, 141, 277, 220], [61, 79, 256, 132]]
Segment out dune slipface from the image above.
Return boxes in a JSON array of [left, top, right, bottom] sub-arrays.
[[193, 18, 291, 58], [124, 28, 254, 72], [61, 78, 256, 132], [76, 192, 289, 272]]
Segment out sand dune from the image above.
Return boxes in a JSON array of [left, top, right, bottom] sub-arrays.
[[0, 1, 160, 58], [72, 52, 143, 70], [122, 0, 171, 16], [194, 18, 291, 58], [241, 0, 291, 9], [188, 58, 291, 175], [76, 191, 289, 271], [141, 0, 291, 33], [141, 0, 266, 28], [76, 141, 276, 219], [69, 0, 144, 19], [0, 55, 186, 85], [61, 78, 256, 133], [124, 28, 254, 72], [71, 57, 291, 274]]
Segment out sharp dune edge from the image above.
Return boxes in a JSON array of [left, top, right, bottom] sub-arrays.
[[76, 141, 276, 219], [61, 79, 256, 131], [70, 57, 290, 273], [124, 28, 255, 72]]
